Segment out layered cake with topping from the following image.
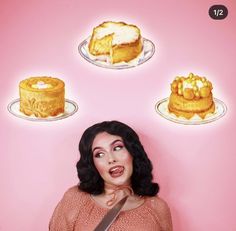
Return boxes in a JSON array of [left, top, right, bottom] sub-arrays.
[[19, 77, 65, 118], [168, 73, 215, 119], [88, 21, 143, 64]]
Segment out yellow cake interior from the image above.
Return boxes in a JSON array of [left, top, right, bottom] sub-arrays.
[[19, 76, 65, 118], [168, 73, 215, 119], [88, 21, 143, 64]]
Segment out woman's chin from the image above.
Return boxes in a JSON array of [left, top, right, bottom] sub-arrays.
[[107, 177, 130, 187]]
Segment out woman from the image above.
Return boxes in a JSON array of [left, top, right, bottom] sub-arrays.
[[49, 121, 172, 231]]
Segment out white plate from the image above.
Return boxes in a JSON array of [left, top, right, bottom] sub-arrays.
[[155, 97, 227, 125], [78, 37, 155, 69], [8, 99, 78, 122]]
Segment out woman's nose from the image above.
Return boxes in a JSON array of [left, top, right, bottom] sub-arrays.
[[108, 153, 117, 164], [108, 159, 116, 164]]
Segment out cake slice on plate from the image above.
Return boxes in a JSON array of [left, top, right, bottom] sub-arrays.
[[88, 21, 143, 64]]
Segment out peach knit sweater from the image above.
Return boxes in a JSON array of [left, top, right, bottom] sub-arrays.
[[49, 186, 172, 231]]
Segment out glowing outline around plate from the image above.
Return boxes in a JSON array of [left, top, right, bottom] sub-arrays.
[[155, 97, 227, 125], [7, 99, 78, 122]]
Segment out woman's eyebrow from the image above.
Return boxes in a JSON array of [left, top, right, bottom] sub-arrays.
[[92, 146, 102, 153], [92, 139, 123, 152], [111, 139, 123, 145]]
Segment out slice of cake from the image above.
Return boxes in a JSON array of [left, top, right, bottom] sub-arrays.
[[19, 76, 65, 118], [168, 73, 215, 119], [88, 21, 143, 64]]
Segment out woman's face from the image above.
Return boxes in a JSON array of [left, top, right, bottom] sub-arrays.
[[92, 132, 133, 187]]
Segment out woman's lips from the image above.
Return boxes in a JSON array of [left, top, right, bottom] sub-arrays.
[[109, 165, 124, 178]]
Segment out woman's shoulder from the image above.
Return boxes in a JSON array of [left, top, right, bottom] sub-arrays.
[[146, 195, 170, 211], [62, 185, 88, 201], [51, 185, 89, 216], [145, 195, 173, 231], [49, 186, 89, 230]]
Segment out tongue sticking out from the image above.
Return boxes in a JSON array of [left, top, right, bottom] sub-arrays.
[[109, 166, 124, 178]]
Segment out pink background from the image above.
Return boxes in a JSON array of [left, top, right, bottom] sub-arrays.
[[1, 0, 236, 230]]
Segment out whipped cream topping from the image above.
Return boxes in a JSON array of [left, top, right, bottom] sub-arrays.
[[94, 23, 139, 45], [182, 79, 204, 90], [32, 81, 52, 89], [182, 81, 192, 89], [196, 80, 204, 88], [172, 73, 212, 99]]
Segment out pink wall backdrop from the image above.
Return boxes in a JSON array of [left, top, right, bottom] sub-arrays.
[[1, 0, 236, 230]]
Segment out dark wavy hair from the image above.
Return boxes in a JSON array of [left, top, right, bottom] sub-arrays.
[[76, 121, 159, 196]]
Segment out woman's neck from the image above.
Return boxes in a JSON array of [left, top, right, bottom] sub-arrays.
[[103, 183, 133, 206], [104, 183, 131, 194]]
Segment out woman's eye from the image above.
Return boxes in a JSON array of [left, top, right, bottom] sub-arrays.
[[94, 152, 104, 158], [114, 145, 123, 151]]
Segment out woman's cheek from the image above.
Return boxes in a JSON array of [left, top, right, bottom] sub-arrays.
[[121, 152, 133, 163], [94, 160, 107, 176], [126, 155, 133, 163]]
